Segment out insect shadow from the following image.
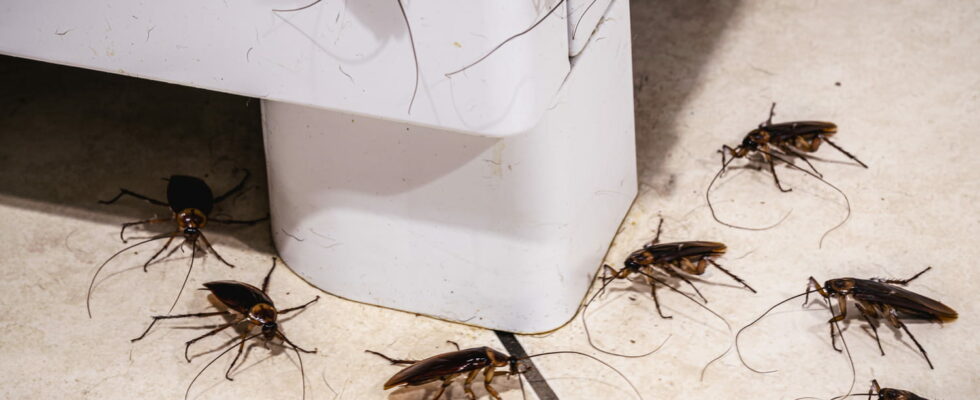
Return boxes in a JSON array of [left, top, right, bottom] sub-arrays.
[[86, 170, 268, 317], [706, 103, 867, 247], [737, 267, 956, 376], [580, 219, 743, 380], [366, 340, 642, 400], [131, 257, 320, 400]]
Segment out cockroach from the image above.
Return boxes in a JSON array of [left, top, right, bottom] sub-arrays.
[[706, 103, 865, 246], [366, 342, 641, 400], [736, 267, 956, 375], [805, 266, 956, 369], [87, 170, 267, 317], [866, 379, 928, 400], [580, 219, 739, 380], [131, 257, 319, 400], [599, 218, 755, 315]]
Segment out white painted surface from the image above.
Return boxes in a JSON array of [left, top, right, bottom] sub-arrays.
[[568, 0, 612, 57], [262, 0, 635, 333], [0, 0, 570, 137]]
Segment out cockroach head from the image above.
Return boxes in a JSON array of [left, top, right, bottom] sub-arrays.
[[824, 278, 855, 295], [176, 208, 208, 237], [508, 357, 530, 376], [738, 129, 770, 153], [624, 250, 653, 271], [248, 303, 279, 339]]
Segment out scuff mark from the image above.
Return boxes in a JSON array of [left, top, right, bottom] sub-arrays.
[[55, 29, 72, 36], [338, 65, 354, 83], [280, 228, 305, 242], [145, 26, 154, 42], [246, 47, 253, 62]]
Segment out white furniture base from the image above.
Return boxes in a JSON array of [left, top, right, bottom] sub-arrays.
[[263, 0, 635, 333]]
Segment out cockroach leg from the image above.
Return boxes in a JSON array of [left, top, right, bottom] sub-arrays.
[[482, 367, 501, 400], [279, 296, 320, 315], [823, 138, 868, 168], [184, 319, 245, 362], [855, 302, 885, 356], [224, 332, 250, 380], [185, 333, 262, 400], [364, 350, 418, 365], [462, 369, 480, 400], [119, 217, 172, 242], [779, 145, 823, 178], [131, 310, 232, 342], [261, 257, 277, 292], [143, 234, 177, 272], [212, 169, 251, 204], [277, 331, 317, 354], [647, 217, 665, 246], [706, 258, 757, 293], [664, 266, 707, 303], [648, 279, 672, 319], [763, 151, 793, 192], [882, 305, 934, 369], [447, 340, 461, 351], [876, 266, 931, 286], [99, 188, 169, 207], [432, 373, 460, 400], [197, 231, 235, 268]]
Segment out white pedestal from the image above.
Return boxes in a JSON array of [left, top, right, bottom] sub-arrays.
[[263, 0, 635, 333]]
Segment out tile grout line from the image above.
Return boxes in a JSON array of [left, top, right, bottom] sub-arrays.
[[494, 330, 559, 400]]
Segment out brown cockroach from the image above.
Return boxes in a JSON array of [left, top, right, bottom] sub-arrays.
[[805, 266, 956, 369], [706, 103, 865, 246], [737, 267, 956, 374], [132, 257, 319, 400], [87, 170, 267, 317], [366, 342, 641, 400], [599, 218, 755, 316], [580, 218, 742, 379], [865, 379, 929, 400]]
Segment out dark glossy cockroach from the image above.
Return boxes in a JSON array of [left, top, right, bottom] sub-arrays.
[[866, 379, 928, 400], [599, 218, 755, 315], [723, 103, 867, 190], [132, 257, 319, 400], [366, 342, 641, 400], [737, 267, 956, 375], [580, 219, 738, 380], [805, 266, 956, 369], [706, 103, 865, 246], [87, 170, 267, 317]]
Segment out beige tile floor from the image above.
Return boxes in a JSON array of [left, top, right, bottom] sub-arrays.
[[1, 1, 978, 399]]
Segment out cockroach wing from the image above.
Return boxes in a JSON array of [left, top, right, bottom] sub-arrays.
[[648, 241, 726, 263], [384, 347, 493, 389], [202, 281, 274, 314], [765, 121, 837, 140], [879, 388, 930, 400], [851, 280, 957, 321], [167, 175, 215, 215]]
